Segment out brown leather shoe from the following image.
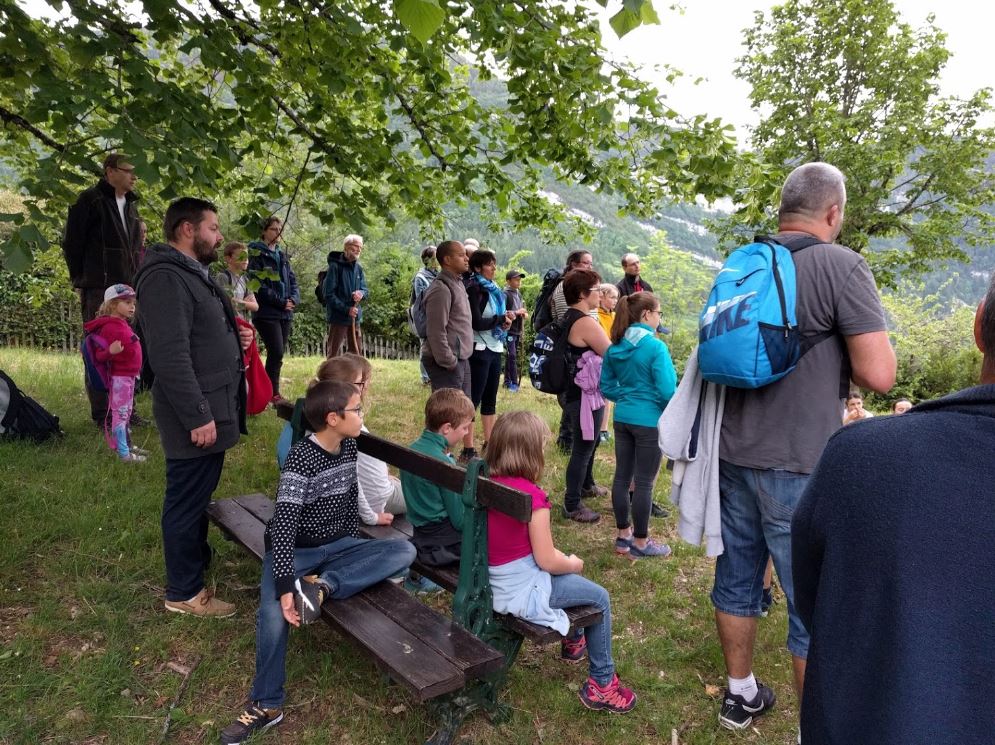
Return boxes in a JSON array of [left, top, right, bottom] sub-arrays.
[[562, 503, 601, 524], [164, 588, 236, 618], [581, 484, 609, 499]]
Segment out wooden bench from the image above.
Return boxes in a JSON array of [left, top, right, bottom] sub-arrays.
[[206, 402, 601, 743]]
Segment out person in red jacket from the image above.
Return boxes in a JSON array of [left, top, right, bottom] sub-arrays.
[[84, 284, 145, 462]]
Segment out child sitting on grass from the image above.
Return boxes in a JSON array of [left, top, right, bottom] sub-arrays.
[[485, 410, 637, 714], [401, 388, 475, 568], [83, 283, 146, 462], [220, 380, 416, 745]]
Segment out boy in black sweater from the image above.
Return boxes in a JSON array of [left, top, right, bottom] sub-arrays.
[[221, 380, 416, 744]]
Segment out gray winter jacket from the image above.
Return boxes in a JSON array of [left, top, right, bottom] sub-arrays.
[[135, 243, 247, 459]]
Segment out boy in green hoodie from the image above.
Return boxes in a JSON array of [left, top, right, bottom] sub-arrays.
[[402, 389, 476, 567]]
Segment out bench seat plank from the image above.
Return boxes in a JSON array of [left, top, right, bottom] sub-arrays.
[[317, 592, 466, 702], [209, 496, 503, 701], [360, 583, 504, 681], [219, 494, 603, 646]]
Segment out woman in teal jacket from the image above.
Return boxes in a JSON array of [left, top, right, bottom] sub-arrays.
[[600, 292, 677, 559]]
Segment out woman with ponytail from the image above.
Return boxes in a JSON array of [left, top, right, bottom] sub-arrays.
[[600, 292, 677, 558]]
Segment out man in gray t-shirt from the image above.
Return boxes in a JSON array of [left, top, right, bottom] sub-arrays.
[[712, 163, 896, 733]]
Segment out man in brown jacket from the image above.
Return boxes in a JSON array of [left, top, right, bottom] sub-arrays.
[[421, 240, 472, 396]]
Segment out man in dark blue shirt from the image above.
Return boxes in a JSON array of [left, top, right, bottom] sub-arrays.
[[792, 274, 995, 745]]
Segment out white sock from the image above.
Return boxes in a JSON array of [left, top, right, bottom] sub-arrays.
[[728, 672, 758, 701]]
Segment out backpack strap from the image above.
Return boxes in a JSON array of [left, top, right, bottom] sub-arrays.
[[290, 397, 309, 446], [756, 233, 824, 253]]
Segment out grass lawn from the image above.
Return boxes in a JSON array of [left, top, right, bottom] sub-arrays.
[[0, 349, 799, 744]]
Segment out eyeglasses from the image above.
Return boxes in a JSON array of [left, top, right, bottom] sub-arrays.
[[588, 286, 603, 294], [340, 405, 364, 417]]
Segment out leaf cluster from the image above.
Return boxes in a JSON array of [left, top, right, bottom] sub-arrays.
[[718, 0, 995, 287], [0, 0, 737, 271]]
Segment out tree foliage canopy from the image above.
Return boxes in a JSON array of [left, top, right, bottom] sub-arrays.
[[0, 0, 737, 270], [724, 0, 995, 287]]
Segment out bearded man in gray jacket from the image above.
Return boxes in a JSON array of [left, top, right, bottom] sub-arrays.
[[135, 197, 251, 618]]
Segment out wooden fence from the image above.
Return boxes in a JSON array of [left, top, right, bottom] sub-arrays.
[[1, 330, 419, 361]]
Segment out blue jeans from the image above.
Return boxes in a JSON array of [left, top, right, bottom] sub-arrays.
[[711, 461, 810, 658], [250, 536, 416, 708], [549, 573, 614, 685]]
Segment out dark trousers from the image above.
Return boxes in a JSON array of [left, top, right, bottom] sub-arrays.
[[80, 288, 108, 422], [255, 318, 292, 397], [504, 335, 520, 386], [469, 348, 502, 416], [611, 421, 663, 538], [325, 322, 363, 358], [563, 399, 603, 512], [556, 392, 572, 449], [423, 356, 472, 397], [162, 452, 225, 601]]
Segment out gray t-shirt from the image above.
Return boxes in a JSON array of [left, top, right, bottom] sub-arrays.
[[720, 236, 887, 474]]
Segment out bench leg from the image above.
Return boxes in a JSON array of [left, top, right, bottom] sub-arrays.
[[424, 628, 524, 744]]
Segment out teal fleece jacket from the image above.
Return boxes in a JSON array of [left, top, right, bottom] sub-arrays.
[[600, 323, 677, 428], [400, 429, 465, 531]]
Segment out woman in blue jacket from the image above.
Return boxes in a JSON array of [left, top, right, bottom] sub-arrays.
[[600, 292, 677, 559], [248, 216, 300, 403]]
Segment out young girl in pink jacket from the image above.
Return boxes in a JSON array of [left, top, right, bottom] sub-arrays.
[[84, 284, 145, 462]]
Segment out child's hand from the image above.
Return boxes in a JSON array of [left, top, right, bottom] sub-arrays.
[[280, 592, 300, 627], [109, 340, 124, 355], [376, 512, 394, 525], [568, 554, 584, 573]]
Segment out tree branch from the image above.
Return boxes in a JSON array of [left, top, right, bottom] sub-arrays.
[[395, 90, 449, 170], [0, 106, 65, 152]]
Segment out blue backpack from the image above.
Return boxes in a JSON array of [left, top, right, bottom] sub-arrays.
[[698, 235, 822, 388]]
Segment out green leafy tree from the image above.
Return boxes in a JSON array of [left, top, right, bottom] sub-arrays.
[[0, 0, 736, 270], [723, 0, 995, 287], [875, 279, 981, 405]]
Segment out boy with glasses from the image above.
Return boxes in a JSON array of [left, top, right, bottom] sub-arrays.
[[221, 379, 416, 744]]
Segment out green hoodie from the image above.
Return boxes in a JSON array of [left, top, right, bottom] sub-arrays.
[[400, 429, 465, 530], [600, 323, 677, 428]]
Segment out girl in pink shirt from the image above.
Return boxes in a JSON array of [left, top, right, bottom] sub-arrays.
[[486, 411, 636, 714]]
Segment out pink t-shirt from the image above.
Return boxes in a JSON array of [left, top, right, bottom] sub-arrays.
[[487, 476, 550, 566]]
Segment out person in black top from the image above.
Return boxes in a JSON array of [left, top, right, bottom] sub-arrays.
[[560, 269, 611, 524], [62, 153, 143, 424]]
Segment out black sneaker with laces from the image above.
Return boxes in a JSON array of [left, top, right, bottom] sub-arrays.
[[719, 681, 776, 730], [294, 576, 327, 625], [219, 703, 283, 744]]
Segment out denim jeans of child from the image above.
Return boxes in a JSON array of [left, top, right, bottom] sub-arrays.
[[250, 536, 416, 708], [549, 572, 615, 685]]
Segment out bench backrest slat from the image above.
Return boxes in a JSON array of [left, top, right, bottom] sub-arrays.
[[275, 400, 531, 523]]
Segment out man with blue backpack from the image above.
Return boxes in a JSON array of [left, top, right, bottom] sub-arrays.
[[704, 163, 895, 734]]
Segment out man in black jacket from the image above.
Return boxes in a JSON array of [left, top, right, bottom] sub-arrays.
[[792, 275, 995, 745], [135, 197, 250, 618], [62, 153, 143, 424], [615, 253, 653, 298]]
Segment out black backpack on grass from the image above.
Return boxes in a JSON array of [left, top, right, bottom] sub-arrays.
[[0, 370, 62, 442]]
